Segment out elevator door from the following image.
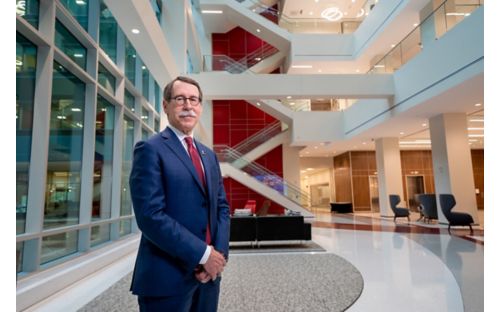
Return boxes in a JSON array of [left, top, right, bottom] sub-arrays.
[[369, 176, 380, 213], [406, 175, 425, 212]]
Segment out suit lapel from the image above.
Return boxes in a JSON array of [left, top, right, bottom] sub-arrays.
[[161, 128, 206, 194]]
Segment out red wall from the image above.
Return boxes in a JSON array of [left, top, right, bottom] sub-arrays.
[[212, 26, 284, 214]]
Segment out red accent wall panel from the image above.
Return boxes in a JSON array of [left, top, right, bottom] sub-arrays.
[[212, 27, 284, 215]]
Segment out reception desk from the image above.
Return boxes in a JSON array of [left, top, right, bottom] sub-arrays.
[[330, 202, 353, 213]]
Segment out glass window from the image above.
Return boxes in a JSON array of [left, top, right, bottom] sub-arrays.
[[119, 219, 132, 237], [92, 95, 115, 221], [90, 224, 111, 247], [44, 62, 85, 230], [59, 0, 89, 30], [141, 107, 149, 123], [142, 128, 149, 140], [124, 39, 136, 85], [97, 63, 116, 95], [41, 231, 78, 264], [155, 118, 160, 133], [54, 19, 87, 70], [154, 81, 161, 113], [99, 1, 117, 63], [150, 0, 162, 24], [17, 242, 24, 273], [124, 89, 135, 112], [16, 0, 39, 29], [16, 33, 37, 234], [142, 63, 150, 101], [121, 116, 134, 216]]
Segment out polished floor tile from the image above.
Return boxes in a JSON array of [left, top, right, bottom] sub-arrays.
[[311, 212, 484, 312]]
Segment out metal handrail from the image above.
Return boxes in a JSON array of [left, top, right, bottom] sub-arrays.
[[215, 144, 310, 207], [231, 120, 285, 155], [239, 0, 363, 34], [367, 0, 482, 73]]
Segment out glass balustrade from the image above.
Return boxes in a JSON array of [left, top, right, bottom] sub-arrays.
[[215, 145, 311, 207], [368, 0, 482, 74]]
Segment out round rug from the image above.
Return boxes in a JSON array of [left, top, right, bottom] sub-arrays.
[[219, 253, 363, 312], [79, 253, 363, 312]]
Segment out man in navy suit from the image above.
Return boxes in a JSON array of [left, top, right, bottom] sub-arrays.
[[129, 76, 230, 311]]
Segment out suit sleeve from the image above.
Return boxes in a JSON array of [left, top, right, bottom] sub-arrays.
[[212, 155, 231, 259], [129, 140, 206, 271]]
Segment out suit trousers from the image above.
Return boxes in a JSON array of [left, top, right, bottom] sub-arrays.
[[138, 278, 221, 312]]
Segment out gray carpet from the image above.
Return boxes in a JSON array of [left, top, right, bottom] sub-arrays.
[[229, 241, 325, 254], [79, 253, 363, 312]]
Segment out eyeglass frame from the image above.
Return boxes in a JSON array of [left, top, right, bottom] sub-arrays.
[[168, 95, 202, 107]]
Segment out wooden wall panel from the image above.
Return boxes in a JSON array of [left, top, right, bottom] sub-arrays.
[[471, 149, 484, 209], [333, 152, 352, 203]]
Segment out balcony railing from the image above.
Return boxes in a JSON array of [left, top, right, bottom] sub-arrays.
[[203, 42, 278, 73], [215, 144, 311, 207], [231, 120, 286, 155], [368, 0, 483, 73]]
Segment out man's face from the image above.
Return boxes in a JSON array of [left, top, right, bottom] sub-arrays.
[[164, 80, 203, 135]]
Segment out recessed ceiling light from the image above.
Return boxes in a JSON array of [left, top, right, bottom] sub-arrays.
[[422, 123, 427, 127], [468, 127, 483, 130], [131, 28, 140, 34], [256, 28, 261, 32], [287, 96, 292, 99], [391, 44, 396, 48], [413, 23, 419, 27], [400, 132, 405, 135], [356, 69, 360, 73], [309, 11, 313, 15], [76, 0, 86, 5], [474, 103, 482, 107], [291, 65, 313, 69], [318, 69, 322, 73]]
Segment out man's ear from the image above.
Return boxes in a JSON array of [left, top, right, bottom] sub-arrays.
[[162, 100, 168, 113]]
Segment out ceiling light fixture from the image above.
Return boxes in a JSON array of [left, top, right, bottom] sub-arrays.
[[356, 8, 365, 18], [292, 65, 313, 69], [321, 7, 343, 21], [201, 10, 223, 14], [131, 28, 140, 34], [474, 103, 482, 107]]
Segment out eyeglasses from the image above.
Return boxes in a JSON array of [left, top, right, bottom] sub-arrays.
[[169, 95, 202, 107]]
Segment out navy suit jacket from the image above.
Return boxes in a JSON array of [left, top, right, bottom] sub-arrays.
[[129, 127, 230, 297]]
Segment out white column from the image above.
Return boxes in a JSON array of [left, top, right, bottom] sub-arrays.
[[375, 138, 404, 217], [164, 0, 187, 73], [429, 113, 478, 222]]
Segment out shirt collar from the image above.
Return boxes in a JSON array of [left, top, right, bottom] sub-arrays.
[[169, 126, 194, 143]]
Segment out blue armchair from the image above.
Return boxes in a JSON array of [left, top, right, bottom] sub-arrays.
[[389, 195, 410, 223], [439, 194, 474, 235], [418, 194, 438, 223]]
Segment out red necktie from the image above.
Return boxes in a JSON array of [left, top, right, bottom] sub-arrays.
[[185, 137, 211, 244]]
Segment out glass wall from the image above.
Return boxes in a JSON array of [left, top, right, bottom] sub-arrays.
[[98, 63, 116, 95], [16, 33, 37, 235], [124, 89, 135, 112], [92, 95, 115, 221], [55, 20, 87, 70], [125, 39, 136, 85], [59, 0, 89, 30], [16, 0, 39, 29], [141, 62, 150, 100], [44, 62, 86, 230], [99, 1, 117, 62], [41, 231, 78, 264], [120, 116, 134, 216], [16, 0, 162, 278]]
